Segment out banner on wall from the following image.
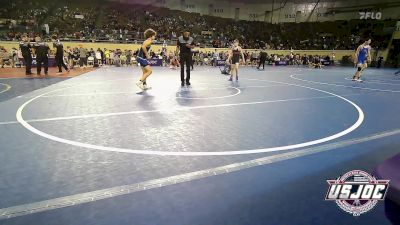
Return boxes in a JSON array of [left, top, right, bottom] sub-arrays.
[[216, 60, 226, 66], [201, 31, 213, 35], [275, 61, 287, 66], [20, 57, 56, 67], [321, 60, 331, 66], [147, 58, 163, 66], [74, 15, 84, 19]]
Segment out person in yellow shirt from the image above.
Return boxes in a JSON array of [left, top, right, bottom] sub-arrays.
[[104, 49, 110, 65]]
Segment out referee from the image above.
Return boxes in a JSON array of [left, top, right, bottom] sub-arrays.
[[177, 31, 195, 86], [53, 36, 69, 74], [33, 36, 50, 76], [19, 34, 32, 75], [257, 47, 268, 70]]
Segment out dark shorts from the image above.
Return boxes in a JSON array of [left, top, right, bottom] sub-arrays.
[[137, 57, 149, 67]]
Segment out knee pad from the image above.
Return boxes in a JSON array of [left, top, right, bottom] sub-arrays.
[[357, 67, 362, 71]]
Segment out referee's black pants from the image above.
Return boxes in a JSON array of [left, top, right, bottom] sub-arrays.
[[36, 56, 48, 75], [56, 54, 68, 72], [258, 59, 266, 69], [22, 54, 32, 74], [180, 55, 192, 82]]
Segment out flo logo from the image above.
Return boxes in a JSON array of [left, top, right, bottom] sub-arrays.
[[359, 12, 382, 20], [325, 170, 389, 216]]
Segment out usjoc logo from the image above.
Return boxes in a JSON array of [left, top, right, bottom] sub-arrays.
[[359, 12, 382, 20], [325, 170, 389, 216]]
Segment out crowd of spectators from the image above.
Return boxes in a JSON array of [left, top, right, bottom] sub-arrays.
[[0, 0, 396, 51], [0, 43, 338, 70]]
